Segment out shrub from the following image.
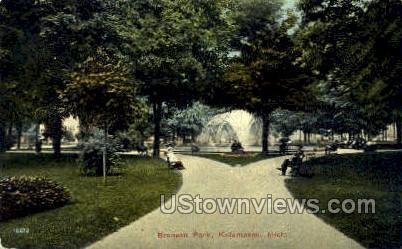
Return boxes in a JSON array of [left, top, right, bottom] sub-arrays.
[[0, 176, 71, 221], [63, 129, 76, 142], [78, 131, 123, 176]]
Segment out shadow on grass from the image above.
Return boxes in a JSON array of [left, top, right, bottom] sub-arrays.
[[190, 152, 282, 166], [285, 152, 401, 249]]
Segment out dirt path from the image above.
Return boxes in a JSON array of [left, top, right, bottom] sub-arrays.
[[87, 155, 364, 249]]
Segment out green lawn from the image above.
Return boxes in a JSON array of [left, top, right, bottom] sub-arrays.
[[192, 153, 280, 166], [0, 153, 182, 249], [285, 152, 401, 249]]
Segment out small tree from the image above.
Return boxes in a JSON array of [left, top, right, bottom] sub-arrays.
[[62, 48, 145, 175], [63, 48, 145, 135], [165, 102, 221, 143]]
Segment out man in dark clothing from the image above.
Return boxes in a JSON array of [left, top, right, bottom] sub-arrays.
[[280, 159, 291, 175], [291, 146, 305, 176]]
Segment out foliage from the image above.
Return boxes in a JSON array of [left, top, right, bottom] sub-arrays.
[[115, 0, 231, 156], [272, 110, 302, 137], [63, 128, 76, 142], [0, 176, 71, 221], [62, 48, 146, 134], [0, 0, 128, 154], [297, 0, 402, 139], [210, 0, 313, 152], [116, 111, 153, 151], [1, 0, 400, 155], [78, 130, 123, 176], [222, 0, 312, 111], [164, 102, 222, 142], [0, 0, 40, 151], [123, 0, 231, 103]]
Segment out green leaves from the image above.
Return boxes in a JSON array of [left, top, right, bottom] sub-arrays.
[[297, 0, 402, 136], [118, 0, 230, 105], [62, 48, 144, 133], [164, 102, 221, 139], [216, 0, 311, 115], [0, 176, 71, 221]]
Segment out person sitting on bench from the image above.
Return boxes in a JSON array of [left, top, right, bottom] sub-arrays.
[[291, 146, 305, 176], [166, 146, 185, 170], [280, 159, 291, 176]]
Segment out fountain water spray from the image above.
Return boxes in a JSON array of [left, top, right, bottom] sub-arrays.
[[197, 110, 261, 146]]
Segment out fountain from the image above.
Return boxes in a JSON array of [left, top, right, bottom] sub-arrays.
[[197, 110, 261, 146]]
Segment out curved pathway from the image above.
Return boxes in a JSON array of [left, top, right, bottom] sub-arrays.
[[88, 155, 364, 249]]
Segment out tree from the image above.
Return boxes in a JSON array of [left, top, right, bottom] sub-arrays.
[[62, 48, 145, 137], [0, 0, 112, 155], [38, 0, 116, 156], [164, 102, 222, 143], [271, 110, 302, 138], [212, 0, 312, 153], [0, 0, 48, 152], [118, 0, 231, 157], [297, 0, 402, 143]]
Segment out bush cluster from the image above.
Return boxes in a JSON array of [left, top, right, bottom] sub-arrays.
[[0, 176, 71, 221], [78, 131, 123, 176]]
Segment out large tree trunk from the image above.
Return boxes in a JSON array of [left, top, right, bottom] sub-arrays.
[[172, 132, 177, 145], [17, 122, 22, 149], [261, 113, 270, 154], [396, 119, 402, 145], [0, 123, 6, 152], [7, 123, 12, 136], [51, 116, 63, 157], [35, 123, 40, 149], [101, 123, 108, 177], [152, 102, 162, 158]]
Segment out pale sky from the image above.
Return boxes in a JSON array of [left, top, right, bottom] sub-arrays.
[[282, 0, 298, 10]]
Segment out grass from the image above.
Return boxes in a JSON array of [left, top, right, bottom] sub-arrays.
[[192, 153, 280, 166], [0, 153, 182, 249], [285, 152, 401, 249]]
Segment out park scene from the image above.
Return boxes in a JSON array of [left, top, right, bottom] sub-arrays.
[[0, 0, 401, 249]]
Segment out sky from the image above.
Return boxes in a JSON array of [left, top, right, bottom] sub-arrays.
[[282, 0, 298, 10]]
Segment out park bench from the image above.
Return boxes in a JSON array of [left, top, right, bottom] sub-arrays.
[[165, 149, 185, 170], [279, 152, 315, 177], [325, 143, 338, 155], [191, 145, 200, 154], [136, 144, 148, 156]]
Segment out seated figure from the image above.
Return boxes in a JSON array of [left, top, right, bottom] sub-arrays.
[[191, 144, 200, 154], [280, 159, 291, 176], [166, 146, 185, 170], [231, 140, 244, 154], [325, 141, 339, 155], [290, 146, 305, 176]]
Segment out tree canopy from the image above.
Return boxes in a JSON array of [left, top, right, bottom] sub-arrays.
[[1, 0, 401, 154]]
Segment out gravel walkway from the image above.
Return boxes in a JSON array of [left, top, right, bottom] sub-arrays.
[[87, 155, 364, 249]]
